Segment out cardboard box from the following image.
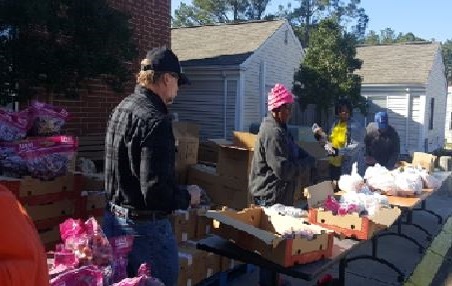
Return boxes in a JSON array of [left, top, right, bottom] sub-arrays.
[[215, 175, 251, 210], [79, 173, 104, 192], [84, 191, 107, 211], [19, 174, 75, 198], [187, 164, 218, 194], [25, 199, 75, 222], [195, 213, 213, 239], [232, 131, 257, 150], [178, 244, 207, 285], [173, 122, 200, 184], [220, 257, 244, 272], [206, 252, 222, 277], [171, 210, 197, 243], [206, 206, 334, 267], [217, 145, 253, 180], [412, 152, 436, 172], [198, 140, 221, 163], [38, 225, 61, 245], [304, 181, 401, 240]]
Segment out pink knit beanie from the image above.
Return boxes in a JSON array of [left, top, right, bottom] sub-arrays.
[[267, 83, 294, 111]]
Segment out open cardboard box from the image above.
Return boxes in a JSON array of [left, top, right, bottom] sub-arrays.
[[411, 152, 436, 173], [205, 206, 334, 267], [304, 181, 401, 240]]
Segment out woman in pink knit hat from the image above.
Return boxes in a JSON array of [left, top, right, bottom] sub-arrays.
[[249, 83, 315, 286]]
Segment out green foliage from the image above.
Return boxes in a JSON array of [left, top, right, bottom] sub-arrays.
[[172, 0, 268, 27], [292, 19, 364, 116], [362, 28, 426, 45], [287, 0, 368, 47], [0, 0, 137, 103], [442, 40, 452, 85]]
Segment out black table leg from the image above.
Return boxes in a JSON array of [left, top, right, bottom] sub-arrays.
[[413, 200, 443, 224], [337, 235, 405, 285], [258, 267, 279, 286]]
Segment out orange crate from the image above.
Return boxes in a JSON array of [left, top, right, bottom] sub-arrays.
[[308, 207, 401, 240]]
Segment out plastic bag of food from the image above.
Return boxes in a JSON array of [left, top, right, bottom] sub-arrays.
[[27, 101, 69, 136], [0, 108, 28, 141], [111, 264, 165, 286]]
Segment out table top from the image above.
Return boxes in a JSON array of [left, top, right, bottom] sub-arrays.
[[335, 189, 433, 209], [197, 235, 360, 281]]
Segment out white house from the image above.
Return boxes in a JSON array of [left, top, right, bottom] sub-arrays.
[[171, 20, 304, 139], [445, 86, 452, 144], [355, 42, 448, 155]]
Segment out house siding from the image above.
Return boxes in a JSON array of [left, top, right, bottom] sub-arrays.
[[425, 49, 448, 151], [362, 85, 426, 155], [170, 69, 240, 139], [241, 22, 303, 131]]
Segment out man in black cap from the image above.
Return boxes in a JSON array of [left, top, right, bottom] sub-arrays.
[[102, 47, 195, 286]]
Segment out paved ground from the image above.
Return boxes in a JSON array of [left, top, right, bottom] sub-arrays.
[[226, 172, 452, 286]]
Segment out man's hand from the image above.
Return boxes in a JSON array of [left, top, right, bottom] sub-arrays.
[[187, 185, 201, 206]]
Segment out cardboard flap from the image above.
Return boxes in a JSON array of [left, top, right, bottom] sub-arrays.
[[369, 206, 401, 226], [208, 138, 232, 145], [298, 141, 328, 159], [173, 122, 199, 139], [412, 152, 436, 172], [233, 132, 257, 150], [205, 208, 281, 246], [304, 181, 335, 208]]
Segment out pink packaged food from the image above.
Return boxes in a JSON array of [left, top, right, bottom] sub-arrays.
[[110, 235, 134, 282], [50, 265, 103, 286], [27, 100, 69, 136], [111, 264, 165, 286], [0, 108, 28, 141]]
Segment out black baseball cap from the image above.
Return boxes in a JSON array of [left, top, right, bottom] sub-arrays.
[[141, 47, 190, 86]]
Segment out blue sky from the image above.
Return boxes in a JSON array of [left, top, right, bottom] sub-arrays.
[[171, 0, 452, 42]]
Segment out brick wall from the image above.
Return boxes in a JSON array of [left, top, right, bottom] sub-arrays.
[[49, 0, 171, 136]]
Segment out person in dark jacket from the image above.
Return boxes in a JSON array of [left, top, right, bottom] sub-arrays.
[[249, 83, 315, 207], [365, 111, 400, 170], [249, 83, 315, 286], [102, 47, 198, 286]]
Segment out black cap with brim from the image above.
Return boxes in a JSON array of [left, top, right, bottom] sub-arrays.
[[178, 73, 190, 86], [141, 47, 191, 86]]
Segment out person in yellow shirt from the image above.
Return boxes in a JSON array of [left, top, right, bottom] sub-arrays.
[[314, 98, 365, 188]]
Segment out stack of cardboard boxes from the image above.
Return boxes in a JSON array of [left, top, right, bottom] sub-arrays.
[[187, 132, 255, 210], [0, 173, 78, 250]]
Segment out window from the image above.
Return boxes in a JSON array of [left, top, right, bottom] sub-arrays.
[[429, 98, 434, 130]]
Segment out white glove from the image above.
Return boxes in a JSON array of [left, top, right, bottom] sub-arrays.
[[324, 142, 335, 155]]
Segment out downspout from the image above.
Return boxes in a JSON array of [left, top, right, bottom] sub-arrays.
[[259, 61, 266, 118], [223, 71, 227, 138], [405, 88, 411, 154], [238, 67, 246, 130]]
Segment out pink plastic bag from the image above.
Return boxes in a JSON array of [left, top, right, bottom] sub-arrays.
[[111, 264, 165, 286], [110, 236, 134, 282], [27, 101, 69, 135], [0, 108, 28, 141], [50, 265, 103, 286]]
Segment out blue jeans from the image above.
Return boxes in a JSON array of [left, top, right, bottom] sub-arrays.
[[102, 211, 179, 286]]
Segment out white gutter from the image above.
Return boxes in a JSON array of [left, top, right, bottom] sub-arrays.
[[237, 67, 246, 130], [405, 88, 411, 154]]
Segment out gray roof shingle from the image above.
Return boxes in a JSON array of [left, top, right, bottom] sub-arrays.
[[355, 42, 440, 84], [171, 20, 285, 66]]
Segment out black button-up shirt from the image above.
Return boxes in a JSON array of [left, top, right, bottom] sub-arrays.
[[104, 85, 189, 211]]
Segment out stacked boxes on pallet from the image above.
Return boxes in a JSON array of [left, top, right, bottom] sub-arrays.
[[74, 173, 106, 223], [0, 173, 78, 250]]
